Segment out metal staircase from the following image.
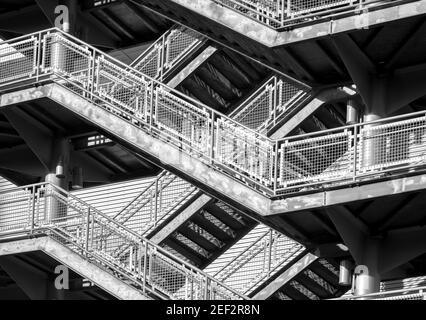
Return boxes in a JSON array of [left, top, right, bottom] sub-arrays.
[[130, 25, 207, 81], [161, 200, 257, 268], [263, 256, 348, 300], [1, 28, 426, 214], [208, 225, 305, 295], [112, 170, 198, 237], [110, 26, 304, 271], [2, 27, 424, 300], [0, 182, 246, 300]]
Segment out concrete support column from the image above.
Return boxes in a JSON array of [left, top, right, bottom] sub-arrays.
[[326, 207, 381, 296], [352, 240, 381, 296], [45, 138, 70, 221], [353, 265, 380, 296]]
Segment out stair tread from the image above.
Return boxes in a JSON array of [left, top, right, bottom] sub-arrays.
[[164, 238, 206, 267], [205, 203, 247, 230], [191, 214, 234, 241], [295, 271, 337, 299], [178, 225, 221, 251]]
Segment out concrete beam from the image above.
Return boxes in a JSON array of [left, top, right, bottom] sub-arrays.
[[35, 0, 58, 25], [334, 33, 426, 115], [70, 150, 114, 183], [167, 47, 217, 88], [3, 107, 54, 172], [0, 145, 46, 177], [142, 0, 426, 47], [0, 237, 150, 300], [0, 255, 49, 299], [150, 193, 213, 244], [380, 226, 426, 274], [271, 172, 426, 215], [253, 251, 316, 300], [326, 206, 369, 263]]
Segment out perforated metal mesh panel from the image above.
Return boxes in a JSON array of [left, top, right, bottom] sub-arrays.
[[0, 37, 38, 83]]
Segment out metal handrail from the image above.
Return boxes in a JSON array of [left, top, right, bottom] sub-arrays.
[[2, 28, 426, 200], [0, 181, 247, 300], [212, 227, 305, 295], [130, 25, 206, 81]]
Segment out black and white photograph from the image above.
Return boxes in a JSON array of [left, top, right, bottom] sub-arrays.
[[0, 0, 424, 308]]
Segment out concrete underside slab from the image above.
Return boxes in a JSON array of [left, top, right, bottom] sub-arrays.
[[0, 237, 150, 300]]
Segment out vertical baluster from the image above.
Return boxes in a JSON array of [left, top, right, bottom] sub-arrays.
[[204, 275, 209, 300], [85, 207, 90, 253], [353, 125, 358, 180], [143, 243, 148, 293], [30, 185, 36, 234], [209, 113, 216, 164], [268, 230, 273, 277], [287, 0, 292, 19], [154, 178, 159, 226]]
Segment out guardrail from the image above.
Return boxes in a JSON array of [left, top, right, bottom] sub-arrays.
[[0, 182, 247, 300], [212, 226, 305, 295], [130, 25, 206, 80], [212, 0, 404, 29], [1, 28, 426, 199], [230, 75, 308, 133], [113, 171, 198, 236]]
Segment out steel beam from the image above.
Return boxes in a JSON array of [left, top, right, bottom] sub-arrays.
[[253, 251, 317, 300], [150, 193, 213, 244]]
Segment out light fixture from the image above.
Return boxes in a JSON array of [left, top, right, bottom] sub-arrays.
[[56, 158, 65, 178]]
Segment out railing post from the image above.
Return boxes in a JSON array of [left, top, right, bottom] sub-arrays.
[[272, 78, 277, 126], [90, 51, 96, 99], [154, 178, 159, 226], [209, 113, 216, 164], [274, 140, 279, 195], [160, 34, 166, 81], [85, 207, 91, 253], [204, 275, 210, 300], [35, 32, 43, 81], [353, 125, 358, 180], [149, 80, 155, 131], [138, 242, 142, 278], [287, 0, 291, 19], [143, 243, 148, 294], [30, 185, 36, 234], [267, 230, 273, 276]]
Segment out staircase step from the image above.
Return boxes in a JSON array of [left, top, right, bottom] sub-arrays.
[[309, 259, 340, 287], [191, 214, 234, 242], [278, 283, 311, 300], [178, 225, 221, 251], [205, 203, 247, 230], [163, 237, 206, 267], [295, 270, 337, 299]]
